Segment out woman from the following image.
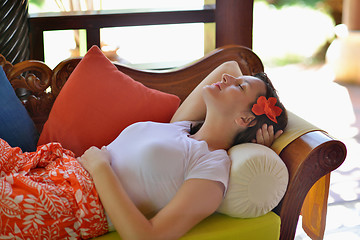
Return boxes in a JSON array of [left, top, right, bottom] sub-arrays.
[[79, 61, 287, 239], [0, 61, 287, 239]]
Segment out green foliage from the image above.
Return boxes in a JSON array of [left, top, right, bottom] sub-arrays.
[[280, 0, 322, 7], [256, 0, 324, 8], [29, 0, 45, 7]]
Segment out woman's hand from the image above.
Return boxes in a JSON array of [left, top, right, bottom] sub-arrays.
[[252, 124, 283, 147], [77, 146, 111, 176]]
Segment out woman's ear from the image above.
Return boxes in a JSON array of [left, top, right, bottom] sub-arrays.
[[235, 113, 257, 127]]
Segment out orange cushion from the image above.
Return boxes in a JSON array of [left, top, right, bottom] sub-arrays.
[[38, 46, 180, 156]]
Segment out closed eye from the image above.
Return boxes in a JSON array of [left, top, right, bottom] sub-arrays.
[[238, 84, 244, 90]]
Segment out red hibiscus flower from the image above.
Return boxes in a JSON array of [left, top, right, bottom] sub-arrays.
[[251, 96, 282, 123]]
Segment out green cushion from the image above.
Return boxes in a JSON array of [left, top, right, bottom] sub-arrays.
[[94, 212, 280, 240]]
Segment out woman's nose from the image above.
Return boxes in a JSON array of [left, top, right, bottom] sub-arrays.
[[222, 74, 239, 84]]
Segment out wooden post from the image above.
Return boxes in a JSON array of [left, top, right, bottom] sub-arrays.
[[204, 0, 216, 55], [86, 28, 101, 50], [215, 0, 254, 49]]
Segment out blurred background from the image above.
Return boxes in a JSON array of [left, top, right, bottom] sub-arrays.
[[26, 0, 360, 239], [28, 0, 344, 70]]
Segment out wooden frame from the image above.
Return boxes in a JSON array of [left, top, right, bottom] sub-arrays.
[[29, 0, 254, 61], [0, 45, 346, 240]]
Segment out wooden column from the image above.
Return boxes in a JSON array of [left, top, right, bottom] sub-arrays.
[[215, 0, 254, 49]]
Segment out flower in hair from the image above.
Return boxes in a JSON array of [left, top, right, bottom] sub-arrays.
[[252, 96, 282, 123]]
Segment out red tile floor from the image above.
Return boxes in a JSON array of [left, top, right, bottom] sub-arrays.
[[265, 64, 360, 239]]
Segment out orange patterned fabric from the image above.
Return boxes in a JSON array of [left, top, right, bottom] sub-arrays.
[[0, 138, 108, 239]]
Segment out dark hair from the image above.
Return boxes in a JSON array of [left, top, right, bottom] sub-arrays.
[[190, 72, 288, 146]]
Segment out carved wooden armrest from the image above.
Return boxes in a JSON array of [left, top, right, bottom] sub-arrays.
[[276, 131, 346, 240]]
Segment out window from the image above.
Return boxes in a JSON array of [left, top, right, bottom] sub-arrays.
[[30, 0, 214, 69]]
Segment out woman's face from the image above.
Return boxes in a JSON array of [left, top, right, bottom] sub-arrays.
[[203, 74, 267, 116]]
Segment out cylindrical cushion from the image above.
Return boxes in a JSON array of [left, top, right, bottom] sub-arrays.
[[217, 143, 288, 218]]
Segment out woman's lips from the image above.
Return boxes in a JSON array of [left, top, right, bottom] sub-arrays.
[[213, 82, 221, 90]]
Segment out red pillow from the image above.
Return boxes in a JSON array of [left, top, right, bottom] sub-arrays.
[[38, 46, 180, 156]]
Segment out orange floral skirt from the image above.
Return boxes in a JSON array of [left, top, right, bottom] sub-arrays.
[[0, 139, 108, 239]]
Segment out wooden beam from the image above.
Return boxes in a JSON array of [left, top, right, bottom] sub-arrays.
[[29, 7, 216, 60], [29, 7, 215, 31]]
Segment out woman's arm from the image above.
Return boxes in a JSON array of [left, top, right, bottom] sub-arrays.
[[170, 61, 282, 146], [170, 61, 242, 123], [78, 147, 224, 240]]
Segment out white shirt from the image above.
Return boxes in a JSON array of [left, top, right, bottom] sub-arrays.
[[106, 121, 231, 217]]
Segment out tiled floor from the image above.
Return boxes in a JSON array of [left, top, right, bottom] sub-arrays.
[[295, 200, 360, 240], [265, 64, 360, 239]]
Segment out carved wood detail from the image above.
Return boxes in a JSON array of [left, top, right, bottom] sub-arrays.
[[52, 58, 82, 96], [0, 54, 13, 75], [5, 60, 54, 133], [8, 61, 52, 93]]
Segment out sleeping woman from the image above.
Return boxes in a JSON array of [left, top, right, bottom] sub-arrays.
[[0, 61, 287, 239]]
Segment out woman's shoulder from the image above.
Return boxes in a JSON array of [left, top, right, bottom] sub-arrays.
[[171, 120, 204, 130], [122, 121, 194, 137]]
